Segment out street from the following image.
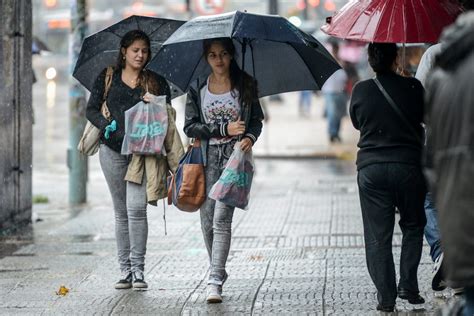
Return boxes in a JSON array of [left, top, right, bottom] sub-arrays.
[[0, 79, 457, 315]]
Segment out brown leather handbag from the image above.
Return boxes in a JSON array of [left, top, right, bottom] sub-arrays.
[[167, 139, 206, 212], [77, 67, 113, 155]]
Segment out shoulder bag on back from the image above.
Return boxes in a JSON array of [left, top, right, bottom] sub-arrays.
[[77, 67, 114, 156]]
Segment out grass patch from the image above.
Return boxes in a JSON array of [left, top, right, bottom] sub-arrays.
[[33, 195, 49, 204]]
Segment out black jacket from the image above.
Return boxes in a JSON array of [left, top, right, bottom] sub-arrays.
[[86, 68, 171, 153], [183, 78, 264, 164], [349, 72, 425, 170]]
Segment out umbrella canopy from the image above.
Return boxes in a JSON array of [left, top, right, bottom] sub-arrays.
[[73, 15, 185, 92], [147, 11, 340, 97], [321, 0, 463, 43], [32, 36, 50, 54]]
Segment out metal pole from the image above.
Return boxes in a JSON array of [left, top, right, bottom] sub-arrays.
[[68, 0, 88, 204], [303, 0, 309, 20], [269, 0, 279, 14], [268, 0, 283, 102]]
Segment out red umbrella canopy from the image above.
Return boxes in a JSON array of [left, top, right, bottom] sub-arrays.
[[321, 0, 463, 43]]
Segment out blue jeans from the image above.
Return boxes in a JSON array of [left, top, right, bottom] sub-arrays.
[[464, 287, 474, 316], [424, 192, 442, 262], [299, 90, 312, 115], [324, 92, 347, 138]]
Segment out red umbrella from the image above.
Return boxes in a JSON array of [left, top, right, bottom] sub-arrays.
[[321, 0, 463, 43]]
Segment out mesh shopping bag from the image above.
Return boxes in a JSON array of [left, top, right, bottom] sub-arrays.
[[209, 142, 255, 210], [121, 95, 168, 155]]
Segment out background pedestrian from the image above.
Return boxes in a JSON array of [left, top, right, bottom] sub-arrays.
[[349, 42, 427, 312], [424, 5, 474, 315], [322, 41, 348, 143]]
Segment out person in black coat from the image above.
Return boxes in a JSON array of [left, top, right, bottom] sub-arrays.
[[424, 10, 474, 316], [349, 43, 427, 312]]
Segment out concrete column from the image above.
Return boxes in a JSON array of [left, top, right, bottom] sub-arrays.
[[0, 0, 33, 230], [68, 0, 88, 204]]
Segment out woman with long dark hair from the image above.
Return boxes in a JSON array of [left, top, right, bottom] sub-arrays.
[[183, 38, 264, 303], [86, 30, 183, 290], [349, 43, 426, 312]]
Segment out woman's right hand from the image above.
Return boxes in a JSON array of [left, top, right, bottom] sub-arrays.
[[227, 120, 245, 136]]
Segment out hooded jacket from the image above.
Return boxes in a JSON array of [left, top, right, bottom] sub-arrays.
[[424, 12, 474, 288]]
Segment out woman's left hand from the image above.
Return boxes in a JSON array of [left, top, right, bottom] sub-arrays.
[[240, 137, 253, 152]]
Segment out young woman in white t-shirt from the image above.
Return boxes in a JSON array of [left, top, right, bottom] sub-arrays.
[[183, 38, 265, 303]]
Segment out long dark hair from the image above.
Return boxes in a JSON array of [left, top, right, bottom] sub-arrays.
[[116, 30, 158, 95], [203, 38, 258, 107]]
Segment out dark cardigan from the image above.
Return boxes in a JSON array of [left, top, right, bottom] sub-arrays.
[[86, 68, 171, 153], [349, 72, 425, 170]]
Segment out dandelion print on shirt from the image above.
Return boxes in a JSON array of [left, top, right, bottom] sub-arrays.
[[203, 87, 241, 145]]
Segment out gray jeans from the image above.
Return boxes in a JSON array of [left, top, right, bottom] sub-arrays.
[[99, 144, 148, 275], [201, 142, 236, 285]]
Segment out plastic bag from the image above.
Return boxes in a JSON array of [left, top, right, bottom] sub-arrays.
[[209, 142, 255, 210], [121, 94, 168, 155]]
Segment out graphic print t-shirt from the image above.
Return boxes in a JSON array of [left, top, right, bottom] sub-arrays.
[[202, 83, 241, 145]]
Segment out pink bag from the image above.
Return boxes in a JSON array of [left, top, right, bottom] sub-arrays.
[[209, 142, 254, 210], [121, 95, 168, 155]]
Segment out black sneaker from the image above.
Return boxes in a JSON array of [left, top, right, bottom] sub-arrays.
[[432, 253, 447, 291], [376, 304, 395, 312], [398, 289, 425, 304], [115, 272, 132, 289], [132, 271, 148, 290]]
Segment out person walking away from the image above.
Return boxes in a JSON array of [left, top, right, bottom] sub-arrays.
[[349, 43, 427, 312], [415, 42, 448, 293], [183, 38, 264, 303], [417, 0, 474, 298], [322, 41, 348, 143], [298, 90, 312, 117], [86, 30, 183, 290], [424, 9, 474, 316]]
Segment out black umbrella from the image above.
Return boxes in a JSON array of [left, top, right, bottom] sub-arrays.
[[32, 36, 50, 54], [73, 15, 185, 93], [147, 11, 341, 97]]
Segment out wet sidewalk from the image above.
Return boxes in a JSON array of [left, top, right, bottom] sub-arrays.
[[1, 158, 457, 315], [0, 81, 457, 314]]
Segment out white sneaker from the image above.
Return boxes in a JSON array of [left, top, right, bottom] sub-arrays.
[[206, 284, 222, 303]]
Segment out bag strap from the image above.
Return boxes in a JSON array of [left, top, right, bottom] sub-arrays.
[[162, 198, 167, 236], [373, 78, 422, 143], [103, 66, 114, 99], [100, 67, 114, 121]]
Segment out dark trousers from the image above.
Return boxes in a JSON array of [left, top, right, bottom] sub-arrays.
[[357, 163, 427, 306]]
